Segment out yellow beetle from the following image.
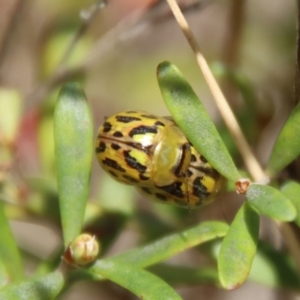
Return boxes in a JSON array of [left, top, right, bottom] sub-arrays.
[[95, 110, 224, 208]]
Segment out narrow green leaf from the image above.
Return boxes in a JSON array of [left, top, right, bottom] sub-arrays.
[[90, 261, 182, 300], [157, 61, 240, 182], [280, 181, 300, 227], [268, 102, 300, 174], [54, 83, 93, 247], [0, 201, 24, 281], [246, 184, 297, 222], [218, 202, 259, 289], [0, 271, 64, 300], [83, 222, 227, 283], [113, 221, 228, 268], [149, 264, 219, 286]]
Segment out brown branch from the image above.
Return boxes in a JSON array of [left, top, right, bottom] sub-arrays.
[[0, 0, 24, 68], [220, 0, 245, 111], [222, 0, 245, 67], [58, 0, 107, 66]]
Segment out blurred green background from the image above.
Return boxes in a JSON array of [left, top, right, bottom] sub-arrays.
[[0, 0, 297, 299]]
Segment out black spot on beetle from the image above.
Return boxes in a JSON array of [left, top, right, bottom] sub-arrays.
[[123, 151, 147, 173], [186, 169, 193, 177], [141, 187, 152, 194], [109, 170, 118, 178], [191, 154, 197, 163], [154, 121, 165, 127], [200, 155, 208, 163], [102, 122, 112, 133], [102, 158, 126, 172], [155, 193, 168, 201], [111, 143, 121, 151], [140, 114, 158, 119], [95, 142, 106, 153], [197, 166, 220, 180], [113, 131, 123, 138], [139, 174, 149, 181], [129, 126, 157, 137], [123, 175, 139, 183], [159, 182, 185, 198], [116, 115, 141, 123], [174, 143, 190, 177], [193, 177, 210, 198]]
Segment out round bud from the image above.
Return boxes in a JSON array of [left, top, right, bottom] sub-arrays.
[[63, 233, 100, 267]]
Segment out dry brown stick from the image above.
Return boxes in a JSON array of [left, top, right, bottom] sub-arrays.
[[222, 0, 245, 66], [220, 0, 245, 105]]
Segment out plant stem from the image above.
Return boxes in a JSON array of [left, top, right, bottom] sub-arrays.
[[222, 0, 245, 67], [58, 0, 107, 67]]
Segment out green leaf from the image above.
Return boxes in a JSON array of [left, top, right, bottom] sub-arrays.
[[149, 264, 219, 286], [157, 61, 240, 182], [268, 101, 300, 174], [0, 271, 64, 300], [246, 184, 297, 222], [280, 181, 300, 227], [113, 221, 228, 268], [0, 201, 24, 282], [218, 202, 259, 289], [83, 222, 227, 283], [54, 83, 93, 247], [90, 260, 182, 300]]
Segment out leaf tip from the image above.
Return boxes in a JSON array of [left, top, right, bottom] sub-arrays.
[[157, 61, 172, 75], [58, 82, 86, 102]]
